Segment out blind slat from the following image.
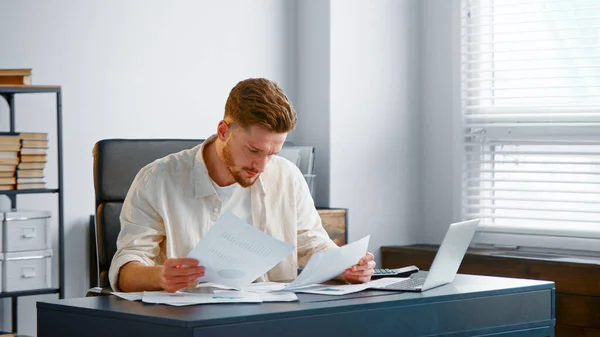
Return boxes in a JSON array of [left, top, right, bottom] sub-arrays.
[[466, 187, 600, 194], [464, 6, 600, 19], [465, 205, 600, 215], [463, 213, 600, 224], [464, 16, 600, 28], [465, 169, 600, 175], [464, 195, 600, 205], [463, 0, 584, 11]]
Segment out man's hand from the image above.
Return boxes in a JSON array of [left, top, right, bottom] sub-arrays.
[[339, 252, 376, 283], [160, 258, 205, 292]]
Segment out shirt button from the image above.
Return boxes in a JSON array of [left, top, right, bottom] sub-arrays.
[[213, 208, 219, 213]]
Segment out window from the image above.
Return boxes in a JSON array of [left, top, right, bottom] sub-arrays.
[[461, 0, 600, 251]]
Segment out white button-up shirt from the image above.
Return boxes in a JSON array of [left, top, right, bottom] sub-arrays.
[[109, 135, 338, 291]]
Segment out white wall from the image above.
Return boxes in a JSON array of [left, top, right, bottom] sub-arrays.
[[330, 0, 422, 263], [0, 1, 296, 335], [419, 0, 462, 243], [293, 0, 331, 208]]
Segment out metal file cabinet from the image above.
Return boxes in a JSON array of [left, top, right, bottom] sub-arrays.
[[3, 249, 52, 292], [2, 210, 51, 252], [1, 210, 53, 292]]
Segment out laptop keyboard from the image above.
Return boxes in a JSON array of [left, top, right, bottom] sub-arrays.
[[382, 277, 426, 290]]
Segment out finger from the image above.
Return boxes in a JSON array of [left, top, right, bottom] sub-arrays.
[[358, 252, 375, 264], [344, 268, 374, 277], [165, 282, 193, 293], [351, 261, 376, 272], [164, 273, 204, 286], [165, 258, 200, 268], [164, 266, 205, 277]]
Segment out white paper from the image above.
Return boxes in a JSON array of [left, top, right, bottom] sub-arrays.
[[242, 281, 288, 293], [194, 282, 237, 290], [187, 211, 295, 289], [215, 290, 298, 302], [285, 235, 370, 290], [141, 291, 263, 306], [293, 278, 406, 295], [112, 292, 143, 301]]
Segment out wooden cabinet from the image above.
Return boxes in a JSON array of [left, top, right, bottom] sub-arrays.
[[317, 208, 347, 246], [381, 245, 600, 337]]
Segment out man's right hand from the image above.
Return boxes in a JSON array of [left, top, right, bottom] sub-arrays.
[[160, 258, 206, 293]]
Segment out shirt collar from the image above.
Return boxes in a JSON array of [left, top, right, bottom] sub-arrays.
[[193, 134, 267, 198]]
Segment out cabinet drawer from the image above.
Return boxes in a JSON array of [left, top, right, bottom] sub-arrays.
[[3, 249, 52, 292], [2, 210, 51, 252]]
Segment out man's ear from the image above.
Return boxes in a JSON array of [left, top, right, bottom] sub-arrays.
[[217, 120, 231, 141]]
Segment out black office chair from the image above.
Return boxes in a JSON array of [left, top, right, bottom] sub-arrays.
[[89, 139, 203, 293]]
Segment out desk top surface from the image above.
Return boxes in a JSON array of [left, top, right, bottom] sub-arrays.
[[38, 273, 554, 328]]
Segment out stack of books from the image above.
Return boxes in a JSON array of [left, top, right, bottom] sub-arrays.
[[0, 68, 32, 85], [0, 134, 21, 190], [17, 133, 48, 190]]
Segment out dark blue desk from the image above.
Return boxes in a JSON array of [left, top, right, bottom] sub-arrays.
[[37, 273, 555, 337]]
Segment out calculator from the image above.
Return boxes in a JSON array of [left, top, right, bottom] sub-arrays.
[[371, 265, 420, 279]]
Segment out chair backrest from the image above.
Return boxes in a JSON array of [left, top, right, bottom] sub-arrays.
[[92, 139, 203, 289]]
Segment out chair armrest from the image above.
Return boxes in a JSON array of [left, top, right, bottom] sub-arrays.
[[85, 287, 113, 297]]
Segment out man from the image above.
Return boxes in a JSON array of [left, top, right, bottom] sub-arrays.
[[110, 78, 375, 292]]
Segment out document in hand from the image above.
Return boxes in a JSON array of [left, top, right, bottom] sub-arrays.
[[285, 235, 370, 290], [187, 211, 295, 289]]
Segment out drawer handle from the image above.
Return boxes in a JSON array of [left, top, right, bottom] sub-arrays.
[[21, 227, 36, 238], [21, 267, 36, 278]]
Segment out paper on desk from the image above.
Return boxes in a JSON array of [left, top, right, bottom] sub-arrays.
[[141, 291, 263, 306], [241, 281, 288, 293], [187, 211, 295, 289], [215, 290, 298, 302], [285, 235, 370, 290], [112, 292, 143, 301], [293, 277, 405, 295]]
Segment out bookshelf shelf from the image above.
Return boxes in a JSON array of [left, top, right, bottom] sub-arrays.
[[0, 288, 60, 299], [0, 85, 61, 94], [0, 86, 64, 335], [0, 188, 60, 195]]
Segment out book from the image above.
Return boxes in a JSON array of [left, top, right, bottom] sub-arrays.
[[0, 164, 16, 171], [16, 169, 43, 178], [0, 75, 31, 85], [0, 171, 15, 178], [0, 151, 18, 159], [20, 154, 46, 163], [0, 134, 20, 143], [0, 143, 21, 151], [0, 177, 16, 184], [17, 177, 45, 184], [18, 162, 46, 170], [0, 158, 19, 165], [22, 139, 48, 148], [17, 182, 45, 190], [20, 148, 47, 155], [0, 68, 32, 86], [0, 68, 32, 76], [19, 132, 47, 140], [0, 184, 15, 191]]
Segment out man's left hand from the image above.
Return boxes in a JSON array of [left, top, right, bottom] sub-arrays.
[[340, 252, 376, 283]]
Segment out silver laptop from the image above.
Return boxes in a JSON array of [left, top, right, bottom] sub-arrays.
[[375, 219, 480, 292]]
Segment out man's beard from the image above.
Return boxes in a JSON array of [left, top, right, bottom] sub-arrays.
[[222, 140, 259, 188]]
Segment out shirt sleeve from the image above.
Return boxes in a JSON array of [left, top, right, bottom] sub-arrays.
[[108, 166, 166, 291], [294, 169, 339, 268]]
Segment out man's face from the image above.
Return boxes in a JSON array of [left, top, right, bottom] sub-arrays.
[[222, 124, 287, 187]]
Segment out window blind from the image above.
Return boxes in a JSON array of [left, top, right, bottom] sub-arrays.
[[461, 0, 600, 238]]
